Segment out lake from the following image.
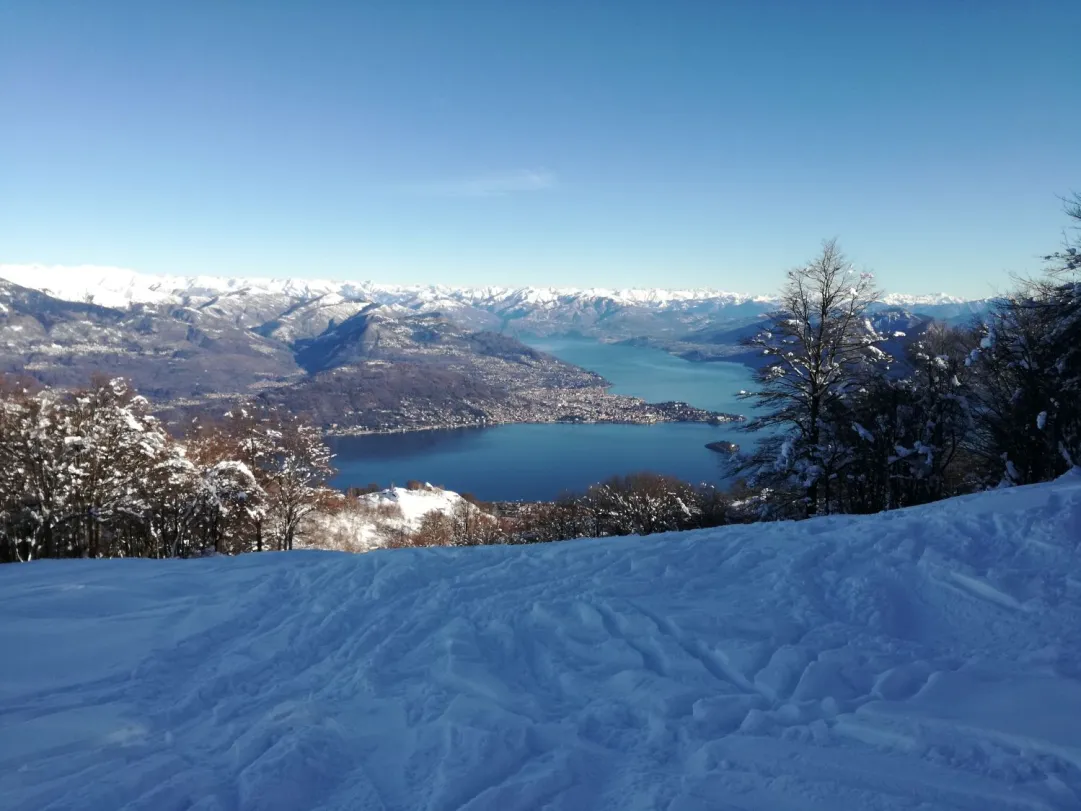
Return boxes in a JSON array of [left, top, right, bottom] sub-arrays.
[[330, 338, 756, 501]]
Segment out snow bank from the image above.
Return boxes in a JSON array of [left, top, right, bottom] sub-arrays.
[[3, 475, 1081, 809]]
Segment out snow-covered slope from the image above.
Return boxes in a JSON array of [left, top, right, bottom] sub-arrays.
[[304, 485, 471, 552], [0, 278, 303, 399], [359, 485, 466, 527], [4, 475, 1081, 809]]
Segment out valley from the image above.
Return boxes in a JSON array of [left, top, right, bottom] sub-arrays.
[[0, 265, 987, 445], [0, 270, 744, 435], [5, 10, 1076, 810], [330, 338, 756, 500]]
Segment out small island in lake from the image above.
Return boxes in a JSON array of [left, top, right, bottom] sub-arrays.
[[705, 440, 740, 454]]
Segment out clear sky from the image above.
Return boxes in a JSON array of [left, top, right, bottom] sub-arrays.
[[2, 1, 1078, 297]]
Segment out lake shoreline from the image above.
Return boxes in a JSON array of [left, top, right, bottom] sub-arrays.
[[327, 411, 745, 438], [330, 338, 758, 501]]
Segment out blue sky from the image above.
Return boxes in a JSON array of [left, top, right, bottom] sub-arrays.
[[1, 1, 1078, 296]]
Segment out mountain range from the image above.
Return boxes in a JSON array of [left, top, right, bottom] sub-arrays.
[[0, 264, 994, 431], [0, 264, 988, 341], [0, 266, 743, 432]]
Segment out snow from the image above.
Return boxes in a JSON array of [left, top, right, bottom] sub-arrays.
[[852, 422, 875, 442], [1005, 459, 1022, 484], [4, 474, 1081, 809], [302, 485, 468, 551], [879, 292, 972, 307], [0, 263, 978, 315], [360, 484, 465, 529], [0, 263, 770, 311]]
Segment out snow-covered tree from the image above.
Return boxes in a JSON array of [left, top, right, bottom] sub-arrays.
[[0, 383, 39, 561], [189, 406, 277, 551], [843, 323, 975, 512], [408, 510, 454, 547], [447, 499, 506, 546], [62, 378, 174, 557], [187, 405, 334, 552], [508, 498, 594, 544], [581, 473, 704, 537], [1042, 192, 1081, 276], [135, 441, 203, 558], [259, 413, 335, 551], [738, 240, 889, 517], [959, 195, 1081, 487], [196, 460, 266, 555], [0, 378, 186, 560], [0, 381, 338, 563], [1037, 193, 1081, 466], [967, 289, 1074, 486]]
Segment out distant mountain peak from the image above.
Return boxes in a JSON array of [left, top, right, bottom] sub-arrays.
[[0, 263, 777, 307], [0, 263, 985, 311], [0, 263, 991, 353], [878, 292, 976, 307]]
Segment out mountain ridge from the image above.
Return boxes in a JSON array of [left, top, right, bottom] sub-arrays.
[[0, 262, 977, 312], [0, 277, 740, 433]]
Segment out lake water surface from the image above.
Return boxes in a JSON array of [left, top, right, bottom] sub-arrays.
[[330, 339, 755, 501]]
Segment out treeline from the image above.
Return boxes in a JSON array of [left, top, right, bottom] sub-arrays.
[[0, 378, 333, 562], [388, 473, 754, 549], [736, 194, 1081, 518], [1, 374, 751, 561], [504, 474, 747, 541]]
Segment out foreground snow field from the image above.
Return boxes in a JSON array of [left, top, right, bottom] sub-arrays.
[[3, 476, 1081, 810]]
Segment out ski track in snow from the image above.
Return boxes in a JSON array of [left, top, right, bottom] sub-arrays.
[[3, 475, 1081, 810]]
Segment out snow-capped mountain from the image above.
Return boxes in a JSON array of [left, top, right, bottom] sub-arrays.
[[0, 277, 301, 399], [0, 264, 994, 407], [0, 264, 366, 310], [0, 276, 617, 433], [0, 263, 770, 310], [0, 263, 985, 342]]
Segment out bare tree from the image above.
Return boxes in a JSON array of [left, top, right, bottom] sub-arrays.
[[1043, 191, 1081, 276], [738, 239, 887, 516]]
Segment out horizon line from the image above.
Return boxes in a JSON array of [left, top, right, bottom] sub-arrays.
[[0, 262, 978, 302]]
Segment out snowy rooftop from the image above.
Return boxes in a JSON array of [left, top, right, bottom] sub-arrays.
[[3, 473, 1081, 809]]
